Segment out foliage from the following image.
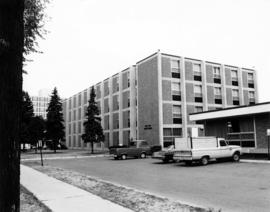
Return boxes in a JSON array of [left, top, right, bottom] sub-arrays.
[[29, 116, 45, 146], [24, 0, 49, 56], [46, 87, 65, 153], [20, 91, 34, 149], [82, 86, 104, 153]]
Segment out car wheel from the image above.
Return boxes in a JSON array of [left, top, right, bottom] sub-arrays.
[[201, 157, 209, 166], [121, 154, 127, 160], [232, 153, 240, 162], [140, 153, 146, 159]]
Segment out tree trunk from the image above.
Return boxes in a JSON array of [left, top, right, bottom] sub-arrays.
[[54, 140, 56, 153], [91, 142, 94, 154], [0, 1, 24, 212]]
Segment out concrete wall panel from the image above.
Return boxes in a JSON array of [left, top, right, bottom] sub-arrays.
[[137, 56, 160, 146], [162, 80, 171, 101], [161, 57, 171, 78], [163, 103, 173, 124]]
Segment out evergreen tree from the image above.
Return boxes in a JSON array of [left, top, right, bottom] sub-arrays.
[[29, 116, 45, 151], [46, 87, 65, 153], [82, 86, 104, 154], [21, 91, 34, 150]]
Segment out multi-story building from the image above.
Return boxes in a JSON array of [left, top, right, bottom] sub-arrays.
[[31, 89, 51, 119], [63, 51, 258, 149]]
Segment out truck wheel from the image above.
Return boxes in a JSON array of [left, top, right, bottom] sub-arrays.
[[185, 161, 192, 166], [140, 153, 146, 159], [162, 158, 169, 163], [121, 154, 127, 160], [232, 153, 240, 162], [201, 157, 209, 166]]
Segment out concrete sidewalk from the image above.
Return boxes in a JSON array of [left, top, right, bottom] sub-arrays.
[[20, 165, 132, 212]]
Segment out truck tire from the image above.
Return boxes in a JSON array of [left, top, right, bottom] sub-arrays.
[[140, 153, 146, 159], [201, 156, 209, 166], [121, 154, 127, 160], [162, 158, 169, 163], [232, 152, 240, 162]]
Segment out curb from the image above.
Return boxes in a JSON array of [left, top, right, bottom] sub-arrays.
[[21, 154, 110, 161], [240, 159, 270, 164]]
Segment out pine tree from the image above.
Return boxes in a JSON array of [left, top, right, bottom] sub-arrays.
[[46, 87, 65, 153], [82, 86, 104, 154], [21, 91, 34, 150], [29, 116, 45, 151]]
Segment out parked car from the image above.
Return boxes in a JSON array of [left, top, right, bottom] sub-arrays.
[[152, 145, 175, 163], [109, 140, 151, 160], [173, 137, 242, 165]]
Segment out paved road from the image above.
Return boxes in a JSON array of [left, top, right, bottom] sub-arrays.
[[44, 157, 270, 212]]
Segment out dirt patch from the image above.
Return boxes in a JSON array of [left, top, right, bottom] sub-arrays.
[[27, 163, 220, 212], [20, 185, 51, 212]]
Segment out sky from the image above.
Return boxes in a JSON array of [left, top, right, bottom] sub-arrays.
[[23, 0, 270, 102]]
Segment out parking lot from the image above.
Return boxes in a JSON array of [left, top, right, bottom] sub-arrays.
[[43, 156, 270, 212]]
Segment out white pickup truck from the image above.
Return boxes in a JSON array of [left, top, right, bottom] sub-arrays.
[[173, 137, 242, 165]]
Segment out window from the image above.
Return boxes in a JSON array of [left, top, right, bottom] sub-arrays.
[[78, 108, 81, 120], [73, 110, 76, 120], [193, 63, 202, 81], [78, 122, 81, 133], [172, 82, 181, 101], [213, 66, 221, 76], [232, 89, 239, 98], [231, 70, 238, 78], [249, 91, 255, 105], [173, 105, 181, 118], [247, 73, 254, 88], [193, 63, 201, 73], [232, 89, 239, 105], [84, 90, 87, 104], [73, 96, 77, 108], [213, 66, 221, 84], [195, 106, 203, 113], [127, 96, 130, 107], [214, 87, 222, 104], [115, 77, 119, 91], [247, 73, 254, 81], [163, 128, 182, 147], [173, 105, 182, 124], [116, 95, 119, 110], [214, 87, 221, 96], [194, 85, 202, 94], [78, 94, 82, 105], [127, 73, 130, 87], [171, 60, 180, 78], [127, 111, 130, 127], [231, 70, 238, 86], [249, 91, 255, 99], [194, 85, 203, 102]]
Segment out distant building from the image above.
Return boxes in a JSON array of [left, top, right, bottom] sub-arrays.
[[63, 51, 258, 149], [190, 102, 270, 153], [31, 89, 51, 119]]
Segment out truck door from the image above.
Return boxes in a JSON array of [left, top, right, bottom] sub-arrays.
[[219, 140, 231, 158]]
